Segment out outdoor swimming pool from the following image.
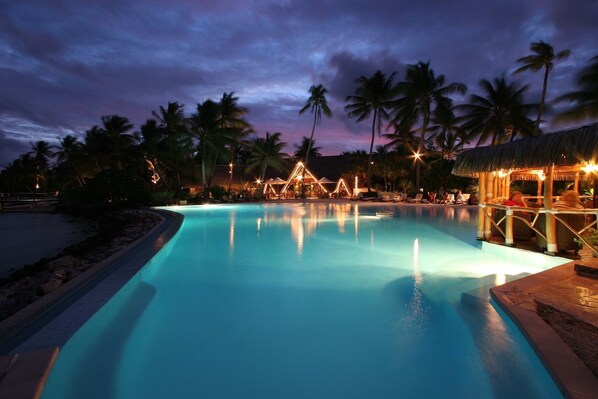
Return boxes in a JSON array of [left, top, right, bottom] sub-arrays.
[[42, 203, 567, 398]]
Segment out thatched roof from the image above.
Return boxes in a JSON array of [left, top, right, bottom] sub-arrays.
[[452, 123, 598, 176]]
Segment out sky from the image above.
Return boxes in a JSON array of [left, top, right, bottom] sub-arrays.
[[1, 0, 597, 168]]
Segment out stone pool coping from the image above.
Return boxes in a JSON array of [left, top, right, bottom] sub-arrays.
[[491, 262, 598, 399]]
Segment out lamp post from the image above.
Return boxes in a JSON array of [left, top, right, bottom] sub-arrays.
[[228, 162, 234, 192], [413, 151, 421, 191]]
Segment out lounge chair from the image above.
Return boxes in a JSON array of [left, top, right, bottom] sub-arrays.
[[393, 193, 408, 202], [407, 193, 423, 203]]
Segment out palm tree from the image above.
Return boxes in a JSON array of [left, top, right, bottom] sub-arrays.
[[55, 135, 87, 187], [345, 70, 397, 191], [151, 102, 192, 188], [428, 106, 468, 160], [152, 102, 187, 134], [392, 62, 467, 142], [189, 99, 224, 198], [514, 41, 571, 134], [100, 115, 135, 169], [28, 140, 54, 170], [218, 92, 252, 190], [391, 62, 466, 190], [299, 84, 331, 196], [84, 125, 111, 172], [293, 136, 321, 159], [456, 76, 536, 145], [246, 132, 288, 198], [556, 55, 598, 122]]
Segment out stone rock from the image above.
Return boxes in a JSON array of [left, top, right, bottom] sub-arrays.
[[47, 256, 85, 271], [52, 270, 67, 280], [38, 277, 62, 295]]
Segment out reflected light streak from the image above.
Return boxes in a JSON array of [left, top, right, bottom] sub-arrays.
[[413, 238, 422, 287], [354, 205, 359, 242], [256, 217, 262, 238], [407, 238, 426, 325], [229, 213, 235, 254]]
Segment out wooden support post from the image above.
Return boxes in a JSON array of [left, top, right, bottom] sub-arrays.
[[485, 173, 494, 239], [504, 174, 511, 199], [477, 172, 486, 240], [537, 177, 543, 206], [574, 172, 579, 193], [505, 208, 514, 246], [544, 166, 557, 254]]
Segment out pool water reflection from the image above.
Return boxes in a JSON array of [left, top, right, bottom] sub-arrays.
[[42, 203, 566, 399]]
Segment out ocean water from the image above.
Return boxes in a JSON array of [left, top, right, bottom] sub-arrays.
[[42, 203, 566, 398], [0, 212, 92, 277]]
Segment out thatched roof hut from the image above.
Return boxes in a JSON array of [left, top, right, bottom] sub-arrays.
[[451, 123, 598, 253], [452, 123, 598, 177]]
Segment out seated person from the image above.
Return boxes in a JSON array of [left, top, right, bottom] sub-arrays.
[[503, 191, 527, 207], [468, 192, 479, 205], [442, 192, 450, 204], [553, 190, 584, 210], [454, 190, 465, 204]]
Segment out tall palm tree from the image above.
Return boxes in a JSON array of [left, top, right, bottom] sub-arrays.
[[293, 136, 321, 159], [514, 41, 571, 134], [556, 55, 598, 122], [345, 70, 397, 190], [152, 102, 187, 134], [55, 135, 87, 187], [391, 62, 466, 190], [151, 102, 192, 188], [392, 62, 467, 142], [84, 125, 111, 172], [456, 76, 536, 146], [100, 115, 135, 169], [246, 132, 288, 198], [189, 99, 224, 198], [28, 140, 54, 170], [218, 92, 252, 189], [299, 84, 331, 195], [428, 106, 468, 160]]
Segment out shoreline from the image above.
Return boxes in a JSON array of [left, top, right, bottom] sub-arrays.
[[0, 210, 94, 278]]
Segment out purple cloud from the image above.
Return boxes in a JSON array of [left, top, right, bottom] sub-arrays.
[[0, 0, 596, 167]]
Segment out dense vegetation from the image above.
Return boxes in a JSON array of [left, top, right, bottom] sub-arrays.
[[1, 44, 596, 205]]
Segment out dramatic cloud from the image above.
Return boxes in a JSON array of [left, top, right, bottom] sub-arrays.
[[0, 0, 596, 167]]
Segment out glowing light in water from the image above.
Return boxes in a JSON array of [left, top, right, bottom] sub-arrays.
[[256, 217, 262, 238], [408, 238, 426, 324], [229, 213, 235, 254]]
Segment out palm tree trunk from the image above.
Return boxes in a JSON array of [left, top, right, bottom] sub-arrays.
[[201, 147, 208, 200], [366, 110, 377, 192], [535, 67, 549, 135], [301, 115, 318, 198], [258, 164, 268, 200]]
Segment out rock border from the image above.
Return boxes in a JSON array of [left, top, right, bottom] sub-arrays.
[[0, 208, 182, 351]]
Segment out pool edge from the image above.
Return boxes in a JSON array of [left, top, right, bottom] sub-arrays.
[[490, 264, 598, 399], [0, 208, 184, 354]]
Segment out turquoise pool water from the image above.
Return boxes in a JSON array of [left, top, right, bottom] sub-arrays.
[[42, 203, 567, 398]]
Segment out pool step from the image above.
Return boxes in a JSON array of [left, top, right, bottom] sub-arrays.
[[460, 273, 530, 307]]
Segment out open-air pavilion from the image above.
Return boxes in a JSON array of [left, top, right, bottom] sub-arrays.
[[452, 123, 598, 255], [277, 162, 352, 199]]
